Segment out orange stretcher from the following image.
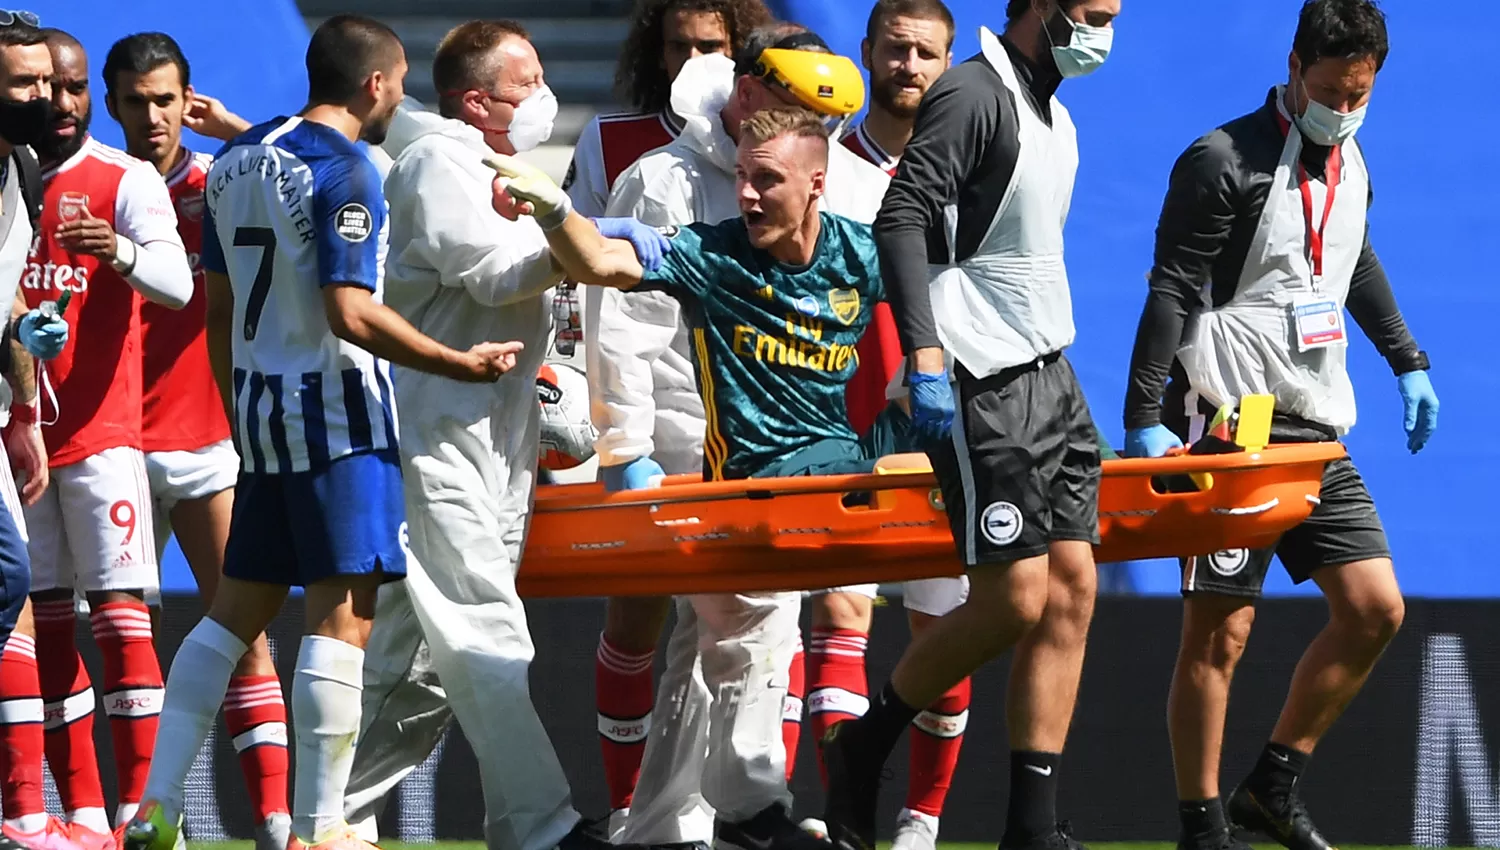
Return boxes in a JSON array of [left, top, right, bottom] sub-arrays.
[[518, 442, 1346, 598]]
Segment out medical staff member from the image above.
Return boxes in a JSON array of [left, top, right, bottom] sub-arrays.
[[339, 21, 666, 850], [588, 27, 882, 849], [1120, 3, 1435, 850], [0, 18, 80, 850], [491, 102, 894, 850], [819, 3, 1120, 850]]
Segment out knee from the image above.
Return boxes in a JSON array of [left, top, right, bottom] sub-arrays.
[[969, 562, 1049, 637], [1336, 592, 1405, 649], [1183, 599, 1256, 672], [812, 591, 872, 631], [604, 596, 672, 653], [1046, 543, 1098, 624]]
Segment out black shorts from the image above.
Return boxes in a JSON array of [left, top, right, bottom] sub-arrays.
[[1169, 413, 1391, 598], [929, 353, 1102, 566]]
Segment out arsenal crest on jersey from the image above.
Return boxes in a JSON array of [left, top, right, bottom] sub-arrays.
[[177, 191, 206, 221], [828, 288, 861, 325]]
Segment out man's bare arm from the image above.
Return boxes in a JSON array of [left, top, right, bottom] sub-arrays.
[[7, 290, 35, 406], [205, 271, 236, 423], [541, 212, 645, 290]]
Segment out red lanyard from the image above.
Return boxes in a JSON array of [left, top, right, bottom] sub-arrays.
[[1276, 112, 1342, 285]]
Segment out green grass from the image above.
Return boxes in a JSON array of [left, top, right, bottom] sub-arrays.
[[187, 844, 1470, 850]]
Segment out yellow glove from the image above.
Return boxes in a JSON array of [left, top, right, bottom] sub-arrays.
[[481, 152, 574, 230]]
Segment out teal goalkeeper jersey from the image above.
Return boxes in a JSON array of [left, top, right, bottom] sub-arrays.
[[638, 212, 885, 481]]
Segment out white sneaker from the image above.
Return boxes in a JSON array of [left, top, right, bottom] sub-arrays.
[[891, 809, 938, 850], [796, 819, 827, 840], [607, 809, 630, 843]]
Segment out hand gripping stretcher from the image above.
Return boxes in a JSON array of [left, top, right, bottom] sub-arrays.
[[519, 395, 1344, 598]]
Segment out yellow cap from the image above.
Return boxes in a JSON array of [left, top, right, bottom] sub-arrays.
[[753, 48, 866, 117]]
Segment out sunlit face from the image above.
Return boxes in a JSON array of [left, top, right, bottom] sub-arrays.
[[862, 15, 951, 119], [0, 42, 51, 103], [469, 36, 545, 155], [108, 63, 190, 168], [1289, 52, 1377, 115], [662, 9, 729, 82], [735, 132, 825, 251], [38, 40, 89, 163], [361, 56, 408, 145]]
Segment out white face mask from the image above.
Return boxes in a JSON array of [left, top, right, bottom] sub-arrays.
[[1046, 5, 1114, 78], [1294, 79, 1367, 146], [505, 85, 557, 152]]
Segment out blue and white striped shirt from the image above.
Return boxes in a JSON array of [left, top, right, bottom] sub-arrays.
[[203, 117, 398, 474]]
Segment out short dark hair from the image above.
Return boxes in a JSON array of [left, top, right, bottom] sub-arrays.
[[103, 32, 190, 99], [305, 15, 404, 106], [866, 0, 955, 50], [432, 19, 529, 117], [615, 0, 774, 113], [1005, 0, 1084, 22], [732, 23, 830, 78], [1292, 0, 1389, 72], [0, 20, 45, 49]]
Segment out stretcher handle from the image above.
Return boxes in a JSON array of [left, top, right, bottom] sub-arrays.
[[534, 443, 1346, 513]]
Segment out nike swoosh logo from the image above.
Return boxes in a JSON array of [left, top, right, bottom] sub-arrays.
[[1270, 751, 1290, 763], [1024, 764, 1052, 776]]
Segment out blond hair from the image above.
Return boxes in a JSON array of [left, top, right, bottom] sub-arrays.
[[739, 107, 830, 148]]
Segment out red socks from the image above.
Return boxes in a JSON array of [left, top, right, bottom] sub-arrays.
[[90, 601, 163, 812], [0, 633, 45, 822], [33, 599, 105, 815], [807, 627, 870, 780], [224, 675, 290, 823], [595, 635, 654, 811], [907, 677, 972, 817], [782, 638, 805, 781]]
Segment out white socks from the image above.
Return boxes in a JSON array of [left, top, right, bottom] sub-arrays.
[[291, 636, 365, 845], [142, 618, 247, 822]]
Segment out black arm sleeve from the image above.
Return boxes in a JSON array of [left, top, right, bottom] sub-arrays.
[[1346, 232, 1427, 375], [1123, 135, 1239, 428], [873, 71, 1001, 354]]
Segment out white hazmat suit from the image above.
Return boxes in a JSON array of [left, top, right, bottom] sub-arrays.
[[588, 54, 889, 845], [341, 101, 582, 850]]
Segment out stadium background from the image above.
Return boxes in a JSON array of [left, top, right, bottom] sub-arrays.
[[39, 0, 1500, 844]]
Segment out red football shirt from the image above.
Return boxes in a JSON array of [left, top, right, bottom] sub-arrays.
[[840, 124, 905, 435], [26, 137, 185, 467], [140, 149, 231, 453], [564, 110, 683, 217]]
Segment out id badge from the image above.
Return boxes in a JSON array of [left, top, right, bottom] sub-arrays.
[[1291, 295, 1347, 352]]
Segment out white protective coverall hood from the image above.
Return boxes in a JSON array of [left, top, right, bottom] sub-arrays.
[[587, 53, 891, 474], [345, 98, 581, 850], [588, 53, 893, 845]]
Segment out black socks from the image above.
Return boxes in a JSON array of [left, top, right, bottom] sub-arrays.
[[857, 681, 921, 762], [1245, 741, 1310, 805], [1178, 798, 1227, 841], [1002, 751, 1060, 846]]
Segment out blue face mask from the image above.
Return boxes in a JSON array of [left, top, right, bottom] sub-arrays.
[[1045, 5, 1114, 78], [1294, 78, 1368, 146]]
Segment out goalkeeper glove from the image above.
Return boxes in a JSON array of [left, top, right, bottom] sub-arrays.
[[482, 152, 573, 231]]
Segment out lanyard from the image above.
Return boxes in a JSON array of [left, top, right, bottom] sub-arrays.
[[1276, 113, 1341, 287]]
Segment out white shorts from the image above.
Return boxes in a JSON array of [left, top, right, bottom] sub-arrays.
[[816, 577, 970, 616], [25, 446, 159, 594], [146, 439, 239, 512]]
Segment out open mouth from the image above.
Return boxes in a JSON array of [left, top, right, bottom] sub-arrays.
[[745, 211, 767, 227]]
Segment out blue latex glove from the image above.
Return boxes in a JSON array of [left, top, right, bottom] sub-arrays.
[[601, 456, 666, 492], [1124, 424, 1183, 458], [908, 371, 954, 445], [1397, 370, 1439, 454], [17, 308, 68, 360], [592, 217, 672, 272]]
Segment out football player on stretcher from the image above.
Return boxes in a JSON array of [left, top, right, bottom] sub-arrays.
[[491, 109, 1116, 484]]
